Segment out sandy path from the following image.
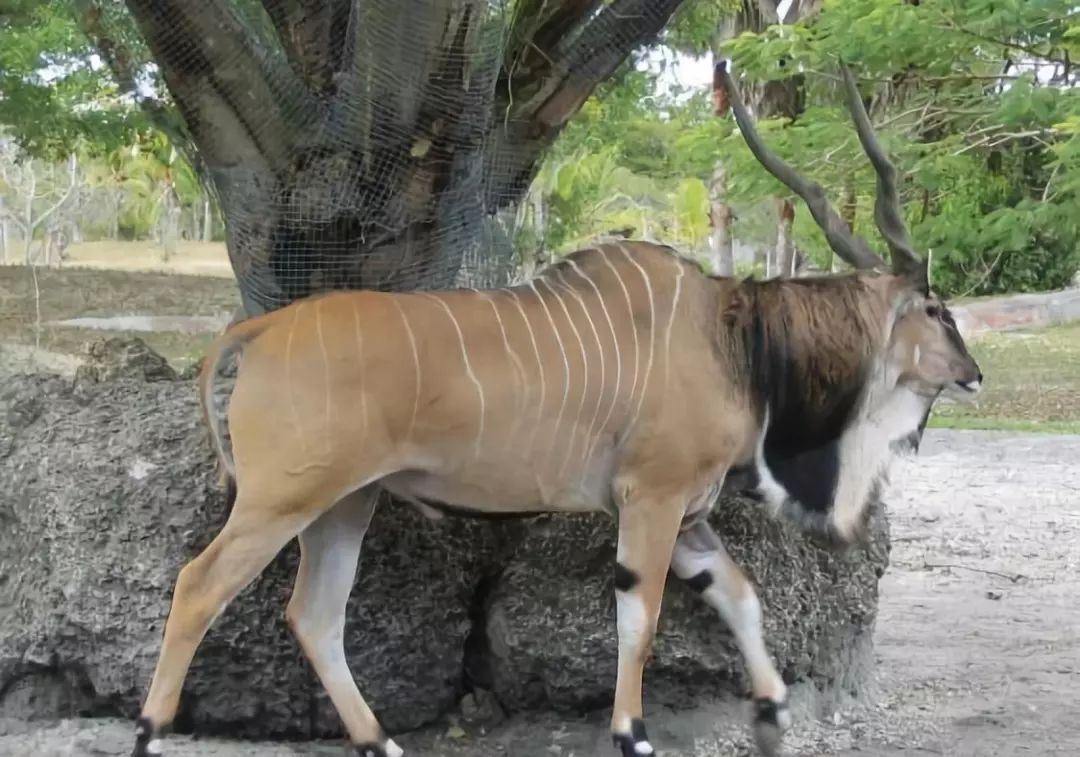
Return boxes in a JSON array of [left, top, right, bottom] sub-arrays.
[[2, 429, 1077, 757]]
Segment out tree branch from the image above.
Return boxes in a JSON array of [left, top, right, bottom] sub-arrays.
[[260, 0, 345, 95], [73, 0, 200, 167], [485, 0, 688, 207], [123, 0, 317, 175]]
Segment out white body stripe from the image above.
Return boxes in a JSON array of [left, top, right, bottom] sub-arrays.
[[391, 298, 421, 444], [350, 302, 369, 438], [314, 301, 333, 454], [505, 288, 546, 453], [662, 255, 685, 394], [599, 249, 639, 433], [552, 267, 607, 471], [567, 257, 622, 461], [480, 292, 528, 444], [616, 243, 657, 434], [285, 304, 309, 456], [421, 293, 486, 456], [540, 275, 590, 475], [529, 280, 571, 467]]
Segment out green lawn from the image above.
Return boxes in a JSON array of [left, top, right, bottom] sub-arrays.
[[928, 321, 1080, 434]]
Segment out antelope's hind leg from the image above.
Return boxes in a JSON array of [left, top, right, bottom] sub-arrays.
[[670, 520, 790, 756], [610, 497, 685, 757], [285, 486, 403, 757], [130, 489, 319, 757]]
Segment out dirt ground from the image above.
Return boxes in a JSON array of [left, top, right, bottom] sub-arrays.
[[1, 428, 1077, 757]]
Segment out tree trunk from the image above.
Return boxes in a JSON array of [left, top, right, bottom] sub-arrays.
[[836, 178, 858, 272], [775, 196, 795, 277], [201, 195, 212, 242], [0, 197, 8, 263], [109, 187, 122, 240], [160, 183, 180, 262], [708, 161, 734, 276], [109, 0, 688, 315]]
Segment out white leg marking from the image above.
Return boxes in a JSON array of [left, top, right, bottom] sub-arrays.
[[671, 525, 787, 704], [289, 493, 384, 745], [480, 292, 529, 445], [391, 298, 421, 444], [529, 280, 570, 468], [420, 293, 486, 456], [385, 738, 404, 757], [146, 738, 163, 755], [598, 249, 639, 431], [552, 267, 606, 473], [540, 276, 589, 475], [315, 300, 333, 455], [616, 243, 656, 434], [506, 288, 546, 453], [351, 302, 369, 438]]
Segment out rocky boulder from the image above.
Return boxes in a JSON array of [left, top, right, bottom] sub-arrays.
[[0, 345, 889, 741]]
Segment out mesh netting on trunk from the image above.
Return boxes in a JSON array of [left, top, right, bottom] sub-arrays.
[[112, 0, 685, 315]]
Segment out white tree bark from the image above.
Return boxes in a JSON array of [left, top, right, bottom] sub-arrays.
[[709, 161, 734, 276]]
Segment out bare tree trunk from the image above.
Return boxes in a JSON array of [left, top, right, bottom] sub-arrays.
[[775, 197, 795, 277], [109, 187, 122, 239], [708, 161, 734, 276], [836, 178, 857, 272], [202, 196, 212, 242], [160, 183, 180, 262], [0, 197, 8, 263]]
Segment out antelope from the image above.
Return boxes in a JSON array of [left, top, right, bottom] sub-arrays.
[[130, 64, 983, 757]]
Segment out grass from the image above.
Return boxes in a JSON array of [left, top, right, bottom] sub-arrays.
[[927, 321, 1080, 434]]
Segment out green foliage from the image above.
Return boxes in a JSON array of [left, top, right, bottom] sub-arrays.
[[0, 0, 144, 157]]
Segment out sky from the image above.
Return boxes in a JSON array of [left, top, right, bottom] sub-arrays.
[[649, 0, 795, 98]]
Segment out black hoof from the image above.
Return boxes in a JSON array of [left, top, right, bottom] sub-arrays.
[[131, 717, 163, 757], [612, 719, 654, 756], [752, 697, 791, 757]]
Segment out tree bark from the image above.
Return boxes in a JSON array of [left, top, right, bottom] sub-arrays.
[[837, 178, 858, 272], [708, 161, 734, 276], [775, 196, 795, 277], [202, 196, 213, 242], [109, 0, 687, 315]]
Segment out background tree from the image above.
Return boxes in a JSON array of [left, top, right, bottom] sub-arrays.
[[57, 0, 690, 315]]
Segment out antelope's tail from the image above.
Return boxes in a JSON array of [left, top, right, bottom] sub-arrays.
[[197, 315, 270, 508]]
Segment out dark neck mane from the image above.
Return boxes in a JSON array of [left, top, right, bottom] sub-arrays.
[[725, 274, 890, 455]]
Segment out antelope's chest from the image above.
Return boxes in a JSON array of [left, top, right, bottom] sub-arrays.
[[734, 387, 932, 534]]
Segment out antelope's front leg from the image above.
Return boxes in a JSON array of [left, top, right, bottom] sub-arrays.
[[671, 520, 790, 756], [610, 498, 684, 757]]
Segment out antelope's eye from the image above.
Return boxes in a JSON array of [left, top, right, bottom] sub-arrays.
[[925, 305, 941, 318]]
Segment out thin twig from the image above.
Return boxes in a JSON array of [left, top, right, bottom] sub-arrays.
[[923, 562, 1025, 583]]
